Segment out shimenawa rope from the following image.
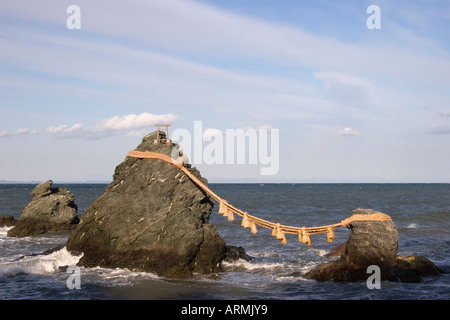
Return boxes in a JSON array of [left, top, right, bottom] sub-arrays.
[[126, 150, 392, 246]]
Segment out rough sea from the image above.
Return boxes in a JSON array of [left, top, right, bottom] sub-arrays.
[[1, 183, 449, 301]]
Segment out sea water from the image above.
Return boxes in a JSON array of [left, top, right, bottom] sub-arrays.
[[0, 183, 449, 300]]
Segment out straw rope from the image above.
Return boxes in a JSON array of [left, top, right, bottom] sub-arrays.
[[126, 150, 392, 246]]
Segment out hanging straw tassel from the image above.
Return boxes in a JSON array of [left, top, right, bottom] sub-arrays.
[[280, 233, 287, 244], [276, 227, 284, 240], [326, 227, 335, 243], [220, 201, 234, 221], [226, 207, 235, 221], [218, 200, 227, 215], [272, 223, 286, 244], [276, 223, 284, 240], [250, 221, 258, 234], [299, 227, 311, 246], [272, 223, 278, 237], [303, 232, 311, 246], [241, 212, 250, 228]]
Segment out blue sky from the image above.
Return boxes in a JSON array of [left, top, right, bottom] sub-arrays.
[[1, 0, 450, 183]]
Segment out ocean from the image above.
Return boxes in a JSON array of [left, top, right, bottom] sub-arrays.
[[0, 183, 449, 301]]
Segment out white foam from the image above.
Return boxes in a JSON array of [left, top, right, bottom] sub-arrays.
[[315, 249, 329, 257], [0, 226, 13, 238], [0, 247, 82, 277], [76, 266, 160, 287], [406, 223, 417, 228], [222, 259, 287, 272]]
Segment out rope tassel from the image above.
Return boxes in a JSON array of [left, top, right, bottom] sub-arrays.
[[326, 227, 335, 243], [250, 221, 257, 234], [218, 200, 227, 215], [272, 223, 280, 237], [298, 227, 311, 246], [241, 212, 250, 228], [219, 200, 234, 221], [226, 208, 235, 221], [276, 229, 284, 240], [272, 223, 287, 244]]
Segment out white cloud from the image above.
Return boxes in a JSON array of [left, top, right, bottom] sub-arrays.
[[0, 128, 30, 137], [12, 128, 30, 136], [338, 127, 361, 136], [0, 113, 183, 140], [98, 113, 182, 131], [44, 123, 82, 134]]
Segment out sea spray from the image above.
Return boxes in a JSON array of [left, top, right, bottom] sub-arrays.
[[0, 247, 82, 277]]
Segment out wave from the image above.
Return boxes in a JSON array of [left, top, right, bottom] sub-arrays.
[[0, 247, 82, 277], [0, 226, 13, 237]]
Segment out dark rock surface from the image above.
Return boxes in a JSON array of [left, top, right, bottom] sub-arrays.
[[0, 215, 17, 227], [224, 246, 253, 263], [7, 180, 79, 238], [304, 208, 444, 283], [66, 131, 228, 278], [345, 208, 398, 268]]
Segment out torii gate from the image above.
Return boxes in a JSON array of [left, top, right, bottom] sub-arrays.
[[154, 124, 171, 144]]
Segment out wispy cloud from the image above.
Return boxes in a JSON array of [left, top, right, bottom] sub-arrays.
[[0, 128, 30, 138], [338, 127, 361, 136], [1, 113, 183, 140]]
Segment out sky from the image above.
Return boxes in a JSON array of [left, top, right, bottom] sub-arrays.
[[1, 0, 450, 183]]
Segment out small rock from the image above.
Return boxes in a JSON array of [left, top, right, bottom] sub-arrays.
[[224, 246, 253, 262], [0, 215, 17, 227], [31, 180, 53, 198], [7, 181, 79, 238]]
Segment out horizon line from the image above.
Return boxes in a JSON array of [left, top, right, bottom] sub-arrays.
[[1, 180, 449, 185]]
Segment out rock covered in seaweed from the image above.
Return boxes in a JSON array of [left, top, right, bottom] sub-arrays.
[[7, 180, 79, 238], [66, 131, 227, 278]]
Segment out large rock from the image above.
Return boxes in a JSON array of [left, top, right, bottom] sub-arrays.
[[66, 131, 227, 278], [7, 180, 79, 238], [345, 208, 398, 267], [304, 208, 444, 282]]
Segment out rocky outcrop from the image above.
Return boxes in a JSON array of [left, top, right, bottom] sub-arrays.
[[304, 208, 444, 283], [7, 180, 79, 238], [224, 246, 253, 263], [66, 131, 227, 278], [0, 215, 17, 227], [345, 208, 399, 267]]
